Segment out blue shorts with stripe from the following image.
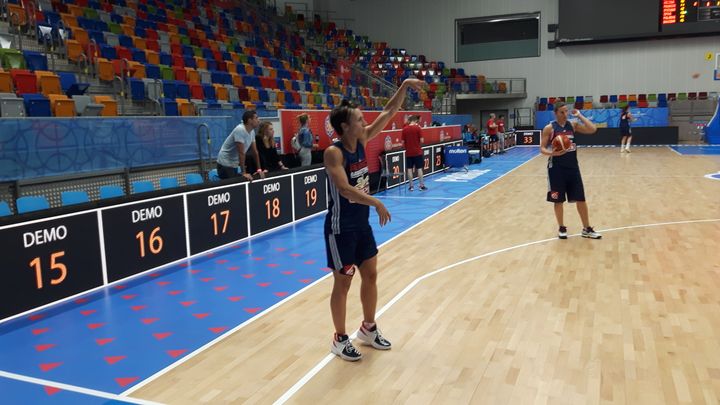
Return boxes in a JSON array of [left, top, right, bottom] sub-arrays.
[[324, 230, 378, 274]]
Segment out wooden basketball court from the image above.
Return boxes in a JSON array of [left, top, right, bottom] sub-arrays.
[[132, 147, 720, 404]]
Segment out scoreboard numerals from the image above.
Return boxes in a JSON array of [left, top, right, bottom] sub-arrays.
[[305, 188, 318, 207], [435, 154, 442, 167], [28, 251, 67, 289], [524, 135, 533, 144], [210, 210, 230, 236], [392, 165, 401, 178], [293, 170, 327, 221], [135, 227, 164, 258], [265, 198, 281, 219]]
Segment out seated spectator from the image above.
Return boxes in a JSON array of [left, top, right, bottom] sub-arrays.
[[255, 121, 288, 172]]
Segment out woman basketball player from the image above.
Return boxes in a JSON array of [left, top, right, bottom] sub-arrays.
[[619, 105, 634, 153], [540, 102, 602, 240], [324, 78, 425, 361]]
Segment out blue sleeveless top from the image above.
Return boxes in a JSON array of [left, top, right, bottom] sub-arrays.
[[619, 112, 630, 129], [548, 120, 579, 169], [325, 140, 371, 234]]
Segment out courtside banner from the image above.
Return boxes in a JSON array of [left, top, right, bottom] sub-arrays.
[[365, 125, 462, 172], [278, 109, 433, 153]]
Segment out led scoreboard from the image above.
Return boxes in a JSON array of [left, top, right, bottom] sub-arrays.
[[0, 213, 104, 319], [186, 184, 249, 255], [662, 0, 720, 34], [663, 0, 720, 24], [102, 197, 187, 282], [292, 168, 328, 221]]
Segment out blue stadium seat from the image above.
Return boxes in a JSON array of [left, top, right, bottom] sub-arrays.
[[208, 169, 220, 181], [145, 64, 160, 79], [58, 72, 89, 97], [22, 94, 51, 117], [162, 80, 177, 99], [0, 201, 11, 216], [119, 35, 133, 48], [129, 78, 146, 101], [159, 177, 178, 189], [160, 98, 178, 116], [132, 49, 147, 64], [23, 51, 48, 71], [176, 81, 190, 99], [17, 196, 50, 214], [132, 181, 155, 194], [61, 191, 89, 206], [99, 185, 124, 199], [185, 173, 203, 185]]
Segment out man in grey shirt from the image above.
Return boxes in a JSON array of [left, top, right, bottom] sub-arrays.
[[216, 110, 265, 180]]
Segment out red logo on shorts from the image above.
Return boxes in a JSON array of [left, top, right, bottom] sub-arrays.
[[340, 265, 357, 276], [550, 191, 559, 200]]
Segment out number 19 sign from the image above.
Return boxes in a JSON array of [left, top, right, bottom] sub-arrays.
[[293, 168, 327, 220]]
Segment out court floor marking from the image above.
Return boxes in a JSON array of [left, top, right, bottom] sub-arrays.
[[0, 370, 162, 405], [377, 196, 460, 201], [120, 153, 541, 397], [668, 146, 683, 156], [273, 218, 720, 405]]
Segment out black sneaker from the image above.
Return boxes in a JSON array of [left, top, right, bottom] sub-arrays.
[[582, 227, 602, 239], [357, 324, 392, 350], [419, 185, 427, 191], [330, 335, 362, 361], [408, 185, 414, 191], [558, 226, 568, 239]]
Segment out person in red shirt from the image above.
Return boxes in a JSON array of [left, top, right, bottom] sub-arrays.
[[402, 115, 426, 191], [487, 113, 498, 155], [497, 114, 506, 154]]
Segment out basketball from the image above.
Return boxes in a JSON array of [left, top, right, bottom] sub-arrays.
[[692, 73, 700, 79], [552, 134, 573, 151]]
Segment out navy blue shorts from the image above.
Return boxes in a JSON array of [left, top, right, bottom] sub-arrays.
[[620, 126, 632, 136], [406, 154, 423, 170], [325, 230, 378, 275], [547, 166, 586, 203]]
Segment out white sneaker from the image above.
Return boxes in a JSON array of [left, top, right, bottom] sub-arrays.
[[357, 324, 392, 350], [625, 148, 631, 153], [331, 336, 363, 361], [581, 227, 602, 239]]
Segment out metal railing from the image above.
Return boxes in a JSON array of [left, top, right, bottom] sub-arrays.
[[9, 12, 23, 50], [196, 123, 211, 178]]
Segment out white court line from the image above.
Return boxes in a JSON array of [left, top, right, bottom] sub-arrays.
[[377, 196, 460, 201], [0, 370, 163, 405], [121, 154, 541, 396], [273, 218, 720, 405], [667, 146, 683, 156]]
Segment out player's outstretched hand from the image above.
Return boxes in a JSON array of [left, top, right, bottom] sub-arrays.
[[403, 78, 426, 92], [375, 202, 391, 227]]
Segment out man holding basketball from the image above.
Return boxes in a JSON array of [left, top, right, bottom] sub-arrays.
[[540, 102, 602, 239]]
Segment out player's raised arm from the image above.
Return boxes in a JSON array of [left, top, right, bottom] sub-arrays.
[[571, 110, 597, 134], [362, 78, 426, 143]]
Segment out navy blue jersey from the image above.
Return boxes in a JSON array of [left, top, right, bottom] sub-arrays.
[[620, 112, 630, 129], [548, 120, 579, 169], [325, 141, 371, 234]]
